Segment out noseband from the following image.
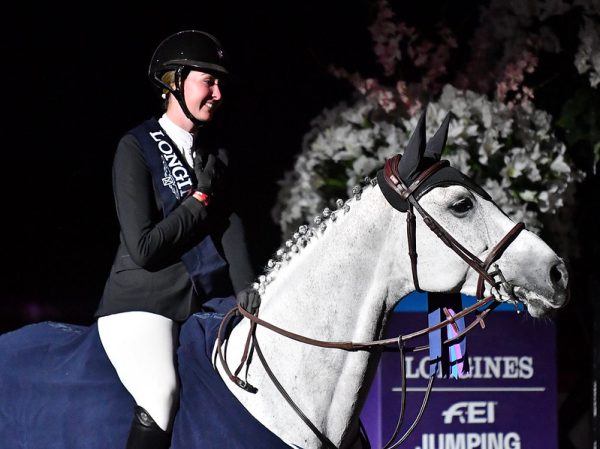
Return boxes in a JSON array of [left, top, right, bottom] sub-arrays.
[[382, 154, 525, 301]]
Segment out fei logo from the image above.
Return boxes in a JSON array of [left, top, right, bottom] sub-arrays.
[[441, 401, 497, 424]]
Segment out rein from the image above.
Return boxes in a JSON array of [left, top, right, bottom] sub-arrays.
[[216, 296, 496, 449], [215, 157, 527, 448]]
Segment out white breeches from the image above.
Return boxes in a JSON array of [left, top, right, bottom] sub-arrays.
[[98, 311, 180, 432]]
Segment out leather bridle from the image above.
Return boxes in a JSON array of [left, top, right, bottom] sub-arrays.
[[215, 156, 528, 448], [382, 154, 526, 300]]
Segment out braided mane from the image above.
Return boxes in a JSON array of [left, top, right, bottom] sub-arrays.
[[253, 176, 379, 295]]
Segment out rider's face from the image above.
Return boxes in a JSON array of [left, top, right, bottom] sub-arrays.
[[182, 70, 223, 123]]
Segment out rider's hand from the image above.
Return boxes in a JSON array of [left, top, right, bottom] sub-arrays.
[[193, 152, 220, 195], [193, 148, 229, 198], [237, 287, 261, 314]]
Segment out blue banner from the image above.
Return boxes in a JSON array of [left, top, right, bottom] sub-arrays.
[[361, 293, 557, 449]]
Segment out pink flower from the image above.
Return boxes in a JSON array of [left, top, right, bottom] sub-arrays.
[[368, 0, 407, 76], [496, 50, 538, 108]]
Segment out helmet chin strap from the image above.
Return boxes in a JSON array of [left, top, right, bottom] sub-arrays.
[[172, 67, 206, 129]]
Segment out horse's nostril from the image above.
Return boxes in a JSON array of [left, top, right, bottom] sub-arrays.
[[550, 263, 565, 286]]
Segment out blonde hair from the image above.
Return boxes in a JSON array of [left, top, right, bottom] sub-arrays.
[[160, 71, 175, 110]]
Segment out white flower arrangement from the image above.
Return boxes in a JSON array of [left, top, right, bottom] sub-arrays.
[[272, 84, 585, 236], [574, 14, 600, 88]]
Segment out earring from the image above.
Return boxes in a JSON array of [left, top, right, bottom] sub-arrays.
[[161, 93, 167, 100]]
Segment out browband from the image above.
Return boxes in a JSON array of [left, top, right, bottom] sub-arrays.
[[377, 155, 491, 213]]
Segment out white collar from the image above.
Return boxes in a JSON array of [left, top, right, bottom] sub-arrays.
[[158, 114, 194, 165]]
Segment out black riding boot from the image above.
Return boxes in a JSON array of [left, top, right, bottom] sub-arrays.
[[125, 405, 172, 449]]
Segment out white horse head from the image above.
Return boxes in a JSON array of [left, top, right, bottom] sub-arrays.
[[376, 109, 568, 317], [214, 108, 568, 448]]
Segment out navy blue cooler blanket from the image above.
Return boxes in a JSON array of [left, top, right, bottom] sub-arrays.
[[0, 311, 291, 449]]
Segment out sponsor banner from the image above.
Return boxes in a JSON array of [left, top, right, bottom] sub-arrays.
[[361, 293, 557, 449]]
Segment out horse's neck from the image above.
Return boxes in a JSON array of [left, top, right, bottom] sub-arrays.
[[219, 187, 414, 447], [259, 186, 412, 339]]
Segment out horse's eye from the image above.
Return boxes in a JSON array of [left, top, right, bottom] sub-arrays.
[[449, 197, 473, 215]]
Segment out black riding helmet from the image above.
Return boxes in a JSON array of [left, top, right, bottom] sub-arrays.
[[148, 30, 228, 126]]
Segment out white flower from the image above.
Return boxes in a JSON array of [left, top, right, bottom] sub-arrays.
[[575, 15, 600, 88], [550, 152, 572, 174], [352, 155, 381, 176], [519, 190, 537, 202], [478, 131, 503, 165], [445, 149, 472, 175]]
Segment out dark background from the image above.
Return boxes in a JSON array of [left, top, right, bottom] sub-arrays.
[[0, 1, 374, 325], [0, 2, 595, 448]]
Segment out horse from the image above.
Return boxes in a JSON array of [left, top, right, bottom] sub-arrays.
[[0, 108, 568, 449]]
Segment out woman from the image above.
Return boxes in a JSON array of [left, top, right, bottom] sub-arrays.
[[94, 30, 261, 449]]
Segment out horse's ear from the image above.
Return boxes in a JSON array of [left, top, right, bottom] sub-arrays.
[[398, 104, 428, 181], [424, 112, 451, 161]]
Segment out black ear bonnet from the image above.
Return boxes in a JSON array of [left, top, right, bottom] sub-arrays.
[[377, 106, 491, 212]]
